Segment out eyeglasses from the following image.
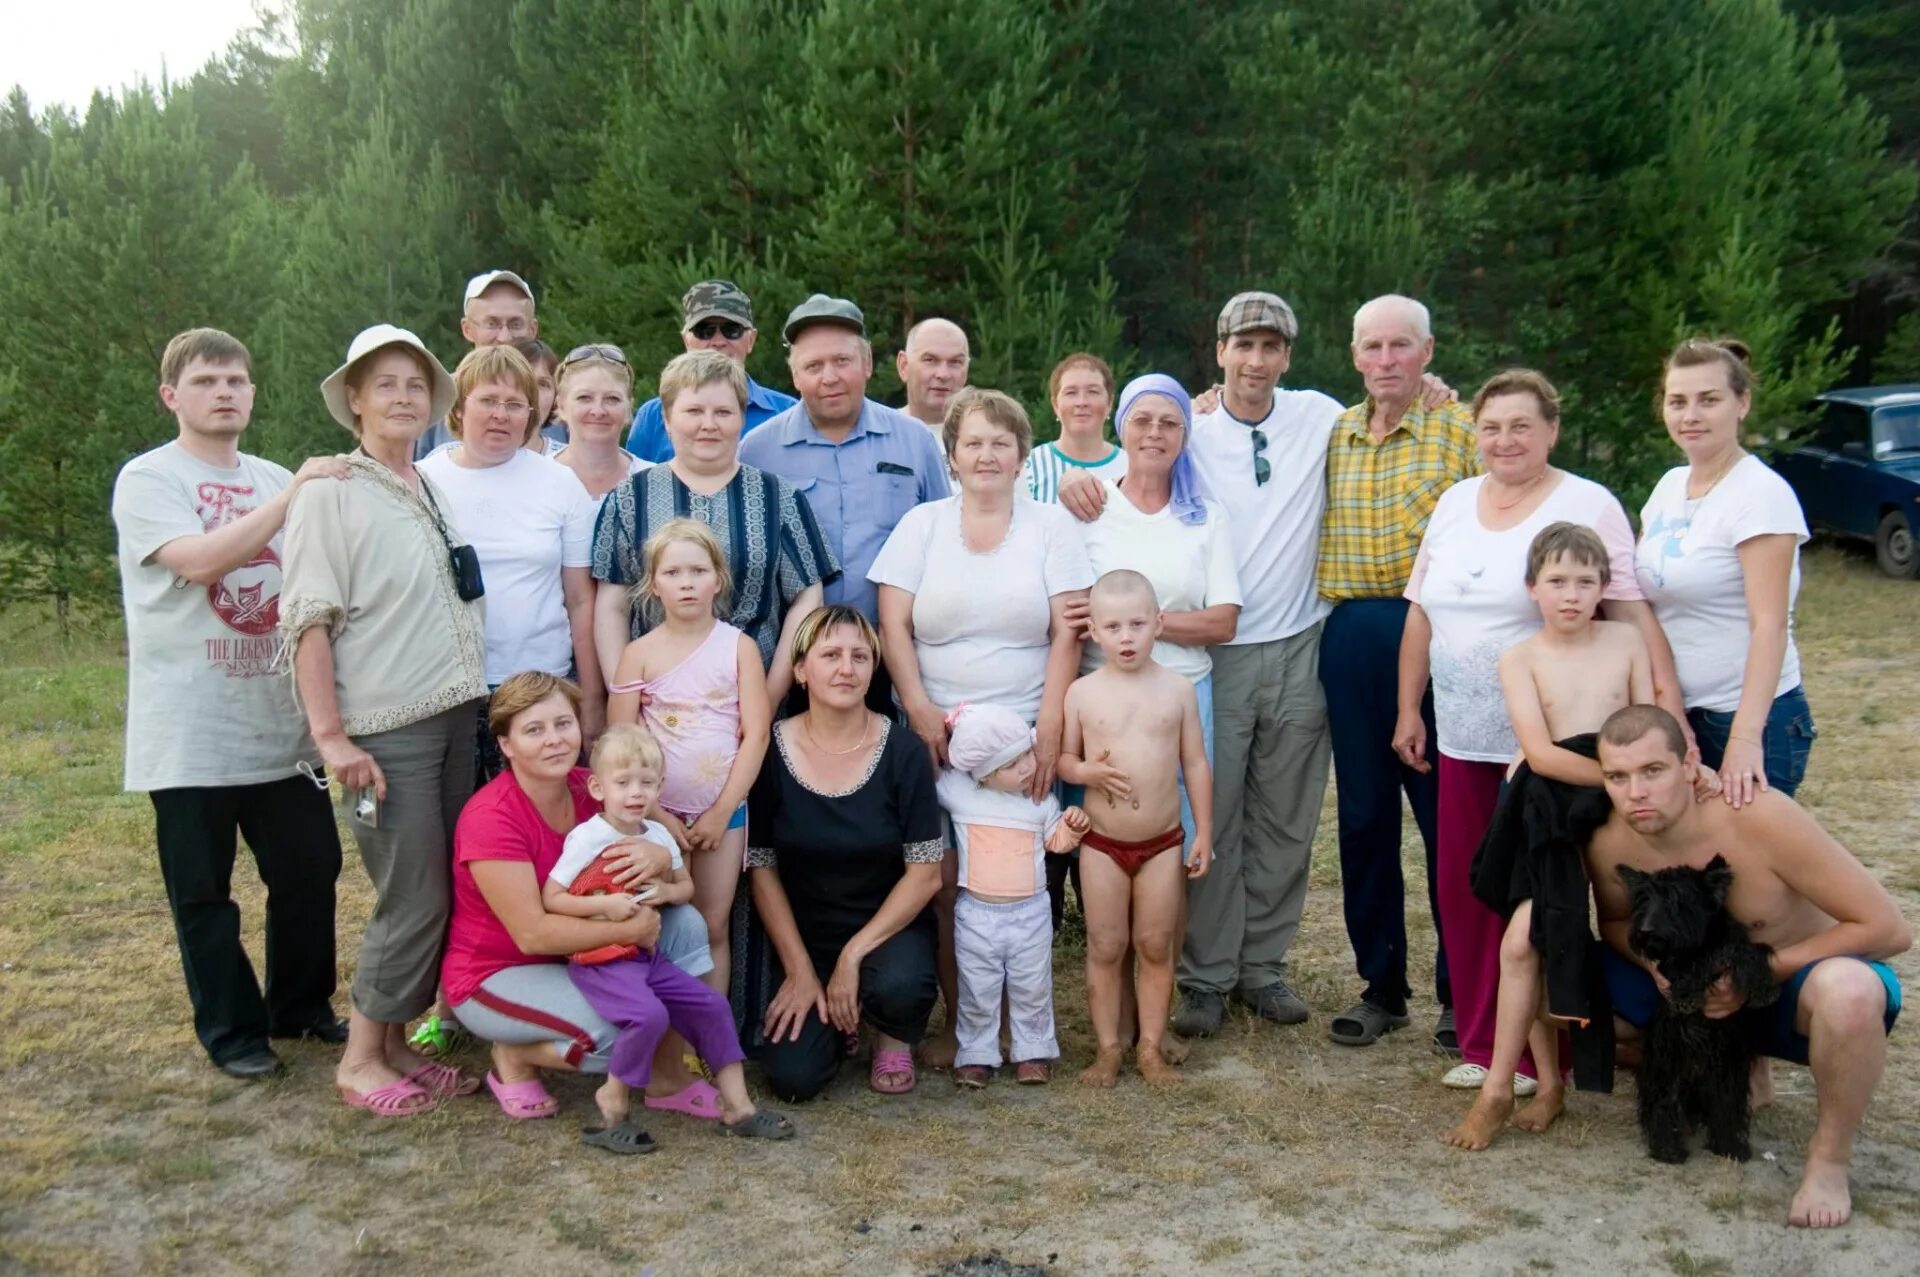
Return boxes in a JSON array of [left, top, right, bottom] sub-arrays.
[[476, 317, 531, 336], [688, 320, 748, 341], [563, 343, 629, 368], [1251, 428, 1271, 486], [474, 394, 531, 417]]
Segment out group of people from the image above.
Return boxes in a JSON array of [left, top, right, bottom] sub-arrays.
[[112, 269, 1907, 1226]]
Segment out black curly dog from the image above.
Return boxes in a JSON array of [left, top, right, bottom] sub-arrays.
[[1618, 855, 1779, 1163]]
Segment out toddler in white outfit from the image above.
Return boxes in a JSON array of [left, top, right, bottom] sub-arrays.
[[939, 703, 1089, 1087]]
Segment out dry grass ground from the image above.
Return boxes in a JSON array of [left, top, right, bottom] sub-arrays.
[[2, 543, 1916, 1275]]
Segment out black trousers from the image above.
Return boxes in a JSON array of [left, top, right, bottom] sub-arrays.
[[759, 924, 937, 1102], [149, 774, 343, 1064]]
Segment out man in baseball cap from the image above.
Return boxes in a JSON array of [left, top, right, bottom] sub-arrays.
[[414, 269, 539, 457], [624, 279, 797, 463]]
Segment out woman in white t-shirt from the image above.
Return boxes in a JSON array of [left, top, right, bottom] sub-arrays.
[[1021, 353, 1128, 502], [418, 346, 606, 779], [1636, 338, 1813, 808], [1394, 369, 1672, 1092], [1070, 372, 1241, 837]]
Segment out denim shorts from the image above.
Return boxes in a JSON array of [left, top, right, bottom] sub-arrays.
[[1687, 685, 1817, 797]]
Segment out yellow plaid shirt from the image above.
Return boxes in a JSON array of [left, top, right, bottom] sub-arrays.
[[1316, 398, 1480, 600]]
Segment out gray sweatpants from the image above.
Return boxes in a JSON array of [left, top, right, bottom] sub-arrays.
[[954, 891, 1056, 1068], [1179, 623, 1331, 996], [345, 701, 479, 1023]]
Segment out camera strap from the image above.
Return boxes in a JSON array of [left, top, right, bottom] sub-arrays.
[[359, 446, 463, 555]]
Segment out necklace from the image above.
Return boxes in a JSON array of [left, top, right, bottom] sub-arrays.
[[804, 714, 871, 756], [1686, 450, 1744, 502], [1485, 470, 1548, 511]]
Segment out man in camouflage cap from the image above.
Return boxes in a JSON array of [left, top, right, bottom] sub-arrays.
[[624, 279, 798, 463]]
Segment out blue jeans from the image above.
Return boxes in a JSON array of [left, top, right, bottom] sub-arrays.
[[1687, 685, 1817, 797]]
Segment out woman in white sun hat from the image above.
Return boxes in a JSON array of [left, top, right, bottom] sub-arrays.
[[281, 323, 489, 1118]]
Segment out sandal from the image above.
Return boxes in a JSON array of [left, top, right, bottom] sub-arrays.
[[953, 1064, 991, 1089], [870, 1048, 915, 1095], [1014, 1061, 1050, 1086], [580, 1120, 656, 1155], [486, 1070, 558, 1120], [644, 1079, 723, 1120], [405, 1061, 481, 1099], [720, 1109, 796, 1140], [339, 1078, 436, 1118], [1329, 1001, 1411, 1047]]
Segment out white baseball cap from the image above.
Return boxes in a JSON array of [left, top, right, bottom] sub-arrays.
[[319, 324, 457, 431], [464, 269, 534, 306]]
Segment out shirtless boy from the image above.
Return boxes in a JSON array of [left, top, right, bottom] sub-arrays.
[[1447, 523, 1654, 1149], [1587, 705, 1909, 1228], [1059, 570, 1213, 1087]]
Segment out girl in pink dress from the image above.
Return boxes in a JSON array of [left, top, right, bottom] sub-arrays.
[[608, 519, 772, 994]]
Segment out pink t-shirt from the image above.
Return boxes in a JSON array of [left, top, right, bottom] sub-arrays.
[[442, 767, 599, 1006], [1406, 472, 1642, 763]]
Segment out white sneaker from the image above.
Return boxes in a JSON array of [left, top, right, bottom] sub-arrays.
[[1441, 1062, 1538, 1096]]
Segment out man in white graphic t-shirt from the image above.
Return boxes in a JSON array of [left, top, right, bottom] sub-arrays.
[[111, 328, 350, 1080]]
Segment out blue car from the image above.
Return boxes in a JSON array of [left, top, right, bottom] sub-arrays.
[[1774, 385, 1920, 578]]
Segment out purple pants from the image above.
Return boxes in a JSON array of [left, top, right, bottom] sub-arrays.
[[567, 954, 745, 1089]]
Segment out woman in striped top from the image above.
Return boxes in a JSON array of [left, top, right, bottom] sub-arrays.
[[1022, 353, 1128, 503]]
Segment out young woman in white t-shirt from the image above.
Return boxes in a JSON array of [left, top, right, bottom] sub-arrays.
[[1635, 339, 1813, 808], [1022, 353, 1128, 503]]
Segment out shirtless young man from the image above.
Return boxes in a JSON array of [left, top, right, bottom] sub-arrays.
[[1446, 523, 1656, 1150], [1587, 705, 1909, 1228], [1059, 570, 1214, 1087]]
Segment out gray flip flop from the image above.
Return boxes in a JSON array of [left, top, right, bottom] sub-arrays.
[[1329, 1001, 1411, 1047], [580, 1119, 656, 1155], [719, 1108, 796, 1140]]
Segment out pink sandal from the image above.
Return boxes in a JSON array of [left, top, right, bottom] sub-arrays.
[[486, 1070, 557, 1120], [870, 1049, 916, 1095], [406, 1061, 481, 1099], [339, 1079, 436, 1117], [644, 1079, 723, 1120]]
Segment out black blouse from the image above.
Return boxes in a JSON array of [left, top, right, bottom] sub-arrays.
[[746, 717, 943, 963]]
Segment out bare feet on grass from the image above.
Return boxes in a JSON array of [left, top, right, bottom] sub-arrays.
[[1079, 1044, 1124, 1088], [920, 1027, 959, 1072], [1512, 1087, 1565, 1133], [1788, 1159, 1852, 1228], [1135, 1044, 1183, 1087], [1442, 1092, 1514, 1151]]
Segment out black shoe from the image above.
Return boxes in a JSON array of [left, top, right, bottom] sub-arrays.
[[216, 1048, 286, 1080], [272, 1018, 350, 1045], [1238, 980, 1310, 1026], [1432, 1006, 1460, 1056], [1170, 988, 1226, 1038]]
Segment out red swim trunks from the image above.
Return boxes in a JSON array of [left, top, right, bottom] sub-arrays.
[[1082, 827, 1183, 877]]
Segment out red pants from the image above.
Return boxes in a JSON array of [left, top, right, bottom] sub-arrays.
[[1436, 756, 1536, 1077]]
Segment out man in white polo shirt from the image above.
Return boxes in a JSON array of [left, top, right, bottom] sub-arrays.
[[1061, 291, 1337, 1036]]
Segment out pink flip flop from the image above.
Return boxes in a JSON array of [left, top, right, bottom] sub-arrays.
[[339, 1079, 436, 1118], [406, 1061, 482, 1099], [644, 1079, 723, 1120], [486, 1070, 557, 1120], [870, 1048, 916, 1095]]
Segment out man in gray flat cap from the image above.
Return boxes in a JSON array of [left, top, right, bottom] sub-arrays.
[[625, 279, 797, 463]]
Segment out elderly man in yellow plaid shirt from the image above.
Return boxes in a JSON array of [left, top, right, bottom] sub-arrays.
[[1317, 295, 1478, 1054]]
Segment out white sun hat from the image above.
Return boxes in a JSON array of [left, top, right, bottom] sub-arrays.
[[319, 324, 457, 431]]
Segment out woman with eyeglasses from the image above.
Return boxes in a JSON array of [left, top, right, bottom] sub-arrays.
[[420, 345, 608, 783], [552, 344, 652, 502]]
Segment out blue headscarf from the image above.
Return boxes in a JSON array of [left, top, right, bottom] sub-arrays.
[[1115, 373, 1208, 526]]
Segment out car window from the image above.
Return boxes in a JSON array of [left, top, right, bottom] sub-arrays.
[[1873, 404, 1920, 457], [1810, 402, 1868, 452]]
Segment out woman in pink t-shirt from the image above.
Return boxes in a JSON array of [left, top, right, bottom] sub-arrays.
[[443, 673, 708, 1120], [1391, 370, 1687, 1093]]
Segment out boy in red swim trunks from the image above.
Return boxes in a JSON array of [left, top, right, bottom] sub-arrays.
[[1060, 570, 1214, 1087]]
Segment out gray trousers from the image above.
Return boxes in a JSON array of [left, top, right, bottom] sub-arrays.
[[1179, 623, 1331, 996], [345, 701, 480, 1023]]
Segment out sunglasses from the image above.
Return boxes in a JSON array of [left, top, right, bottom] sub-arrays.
[[563, 343, 628, 368], [688, 319, 749, 341], [1252, 428, 1271, 486]]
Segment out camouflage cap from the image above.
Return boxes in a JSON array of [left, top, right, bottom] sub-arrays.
[[782, 293, 866, 345], [681, 279, 755, 330], [1217, 291, 1298, 343]]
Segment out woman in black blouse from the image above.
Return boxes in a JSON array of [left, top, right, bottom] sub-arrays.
[[748, 605, 942, 1100]]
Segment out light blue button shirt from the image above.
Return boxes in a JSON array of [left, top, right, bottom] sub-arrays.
[[737, 398, 951, 620]]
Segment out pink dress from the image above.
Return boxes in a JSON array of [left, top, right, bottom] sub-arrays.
[[633, 621, 743, 823]]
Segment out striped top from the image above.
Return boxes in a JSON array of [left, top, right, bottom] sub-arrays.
[[1021, 440, 1128, 503], [1316, 399, 1478, 601]]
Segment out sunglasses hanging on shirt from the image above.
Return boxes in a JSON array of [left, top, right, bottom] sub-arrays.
[[1251, 428, 1272, 486]]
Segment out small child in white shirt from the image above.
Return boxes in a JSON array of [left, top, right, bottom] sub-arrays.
[[939, 703, 1089, 1088]]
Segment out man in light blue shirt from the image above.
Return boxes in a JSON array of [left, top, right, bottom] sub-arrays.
[[624, 279, 796, 463], [738, 294, 950, 621]]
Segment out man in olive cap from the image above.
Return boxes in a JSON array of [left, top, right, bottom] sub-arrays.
[[624, 279, 798, 463]]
